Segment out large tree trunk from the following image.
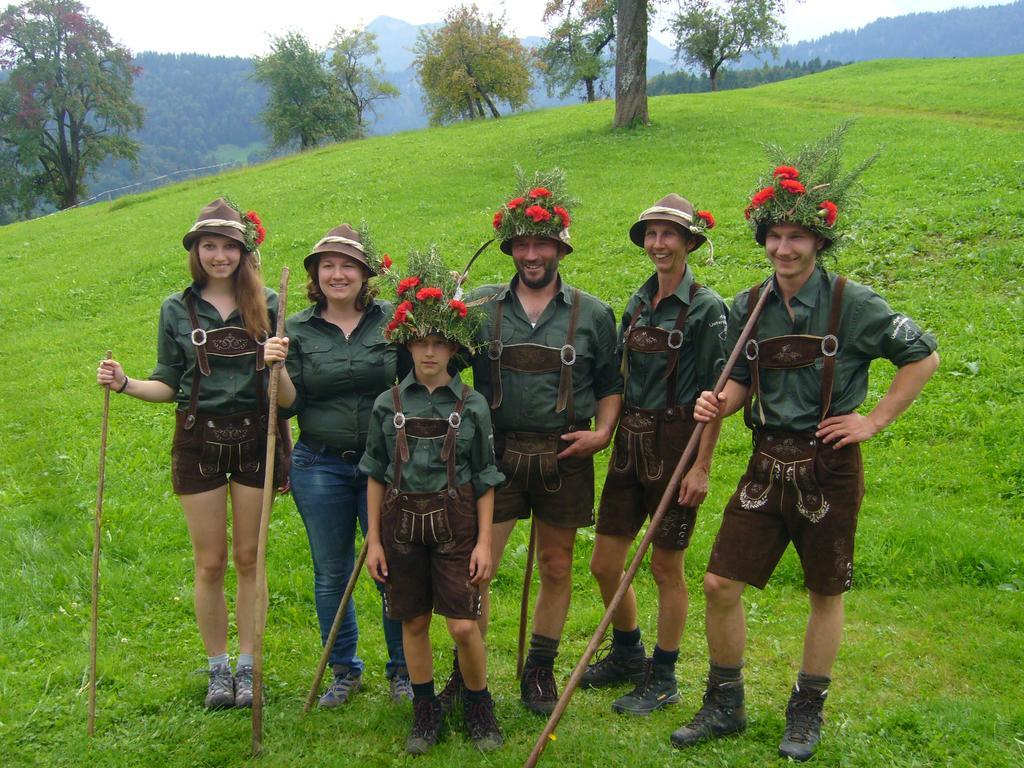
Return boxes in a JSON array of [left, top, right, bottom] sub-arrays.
[[614, 0, 648, 128]]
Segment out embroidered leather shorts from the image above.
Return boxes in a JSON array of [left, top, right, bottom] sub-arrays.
[[380, 483, 481, 620], [707, 431, 865, 595], [596, 406, 699, 551], [492, 429, 595, 528], [171, 410, 267, 495]]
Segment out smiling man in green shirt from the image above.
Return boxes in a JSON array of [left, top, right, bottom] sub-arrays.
[[671, 126, 939, 761]]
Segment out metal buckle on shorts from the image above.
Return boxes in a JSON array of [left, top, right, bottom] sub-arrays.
[[447, 412, 462, 429], [487, 339, 503, 360], [821, 334, 839, 357], [744, 338, 759, 360], [667, 329, 684, 349], [190, 328, 207, 347], [393, 412, 406, 429], [560, 344, 577, 366]]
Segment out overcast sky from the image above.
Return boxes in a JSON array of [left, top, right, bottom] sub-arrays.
[[83, 0, 1005, 57]]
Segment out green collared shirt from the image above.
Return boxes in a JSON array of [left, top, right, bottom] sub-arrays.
[[467, 277, 623, 433], [621, 268, 728, 409], [149, 284, 278, 415], [359, 371, 505, 496], [728, 266, 939, 433], [282, 300, 398, 453]]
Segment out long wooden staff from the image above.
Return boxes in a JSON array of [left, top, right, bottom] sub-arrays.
[[88, 350, 113, 737], [523, 281, 773, 768], [252, 267, 289, 757], [302, 539, 369, 713], [516, 520, 537, 678]]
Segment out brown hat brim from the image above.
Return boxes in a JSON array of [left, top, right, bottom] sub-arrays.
[[629, 215, 706, 250], [182, 224, 249, 252], [499, 233, 573, 256], [303, 241, 374, 275]]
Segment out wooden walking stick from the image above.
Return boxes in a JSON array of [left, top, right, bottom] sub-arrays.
[[252, 268, 289, 757], [516, 520, 537, 679], [303, 539, 369, 714], [523, 281, 773, 768], [88, 350, 113, 737]]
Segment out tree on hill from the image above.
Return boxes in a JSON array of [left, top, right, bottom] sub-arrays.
[[413, 4, 533, 126], [253, 31, 355, 150], [0, 0, 142, 211], [539, 0, 616, 103], [329, 26, 399, 136], [613, 0, 654, 127], [669, 0, 787, 91]]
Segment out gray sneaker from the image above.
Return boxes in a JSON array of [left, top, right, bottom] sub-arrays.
[[670, 676, 746, 748], [778, 684, 827, 761], [581, 639, 646, 689], [612, 659, 679, 715], [390, 670, 414, 702], [204, 663, 235, 709], [233, 664, 254, 708], [319, 667, 362, 708]]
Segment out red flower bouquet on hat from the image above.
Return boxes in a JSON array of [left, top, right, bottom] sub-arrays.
[[491, 167, 576, 254]]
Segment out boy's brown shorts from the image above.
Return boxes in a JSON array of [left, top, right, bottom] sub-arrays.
[[596, 406, 698, 551], [171, 410, 267, 495], [707, 431, 865, 596], [380, 483, 481, 621], [492, 429, 595, 529]]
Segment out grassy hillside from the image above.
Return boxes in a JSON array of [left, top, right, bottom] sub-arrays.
[[1, 56, 1022, 767]]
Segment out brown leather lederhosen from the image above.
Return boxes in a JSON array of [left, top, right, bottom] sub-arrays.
[[179, 295, 269, 478]]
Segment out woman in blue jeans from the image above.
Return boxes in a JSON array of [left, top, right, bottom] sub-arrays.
[[264, 224, 410, 705]]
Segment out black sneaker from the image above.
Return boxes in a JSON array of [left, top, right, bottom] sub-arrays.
[[670, 676, 746, 748], [580, 638, 647, 689], [233, 664, 254, 708], [612, 659, 679, 715], [437, 654, 465, 716], [204, 663, 235, 709], [520, 663, 558, 715], [464, 693, 503, 752], [778, 684, 827, 761], [406, 698, 443, 755]]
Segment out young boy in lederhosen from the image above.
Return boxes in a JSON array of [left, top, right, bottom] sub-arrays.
[[361, 249, 505, 755]]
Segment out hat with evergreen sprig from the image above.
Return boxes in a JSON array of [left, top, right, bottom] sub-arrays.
[[304, 221, 392, 276], [744, 121, 878, 251], [383, 246, 483, 351], [183, 197, 266, 256], [491, 167, 575, 255]]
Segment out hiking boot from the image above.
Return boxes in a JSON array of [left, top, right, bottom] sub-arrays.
[[319, 667, 362, 709], [464, 693, 503, 752], [390, 669, 414, 703], [612, 659, 679, 715], [520, 663, 559, 715], [778, 684, 827, 761], [233, 664, 254, 708], [670, 676, 746, 748], [580, 638, 647, 689], [204, 663, 235, 709], [406, 698, 443, 755], [437, 655, 465, 716]]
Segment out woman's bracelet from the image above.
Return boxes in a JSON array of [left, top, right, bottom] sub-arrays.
[[116, 376, 130, 394]]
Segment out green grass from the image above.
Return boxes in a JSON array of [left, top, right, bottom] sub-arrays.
[[1, 56, 1022, 766]]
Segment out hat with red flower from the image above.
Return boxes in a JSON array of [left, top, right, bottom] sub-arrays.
[[629, 193, 714, 251], [744, 121, 877, 251], [492, 167, 575, 255], [183, 197, 266, 256], [303, 222, 389, 276], [382, 246, 483, 351]]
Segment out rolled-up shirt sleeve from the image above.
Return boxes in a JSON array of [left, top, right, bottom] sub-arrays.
[[357, 401, 390, 484], [847, 293, 938, 367], [150, 298, 184, 391], [470, 405, 505, 497], [592, 302, 624, 399]]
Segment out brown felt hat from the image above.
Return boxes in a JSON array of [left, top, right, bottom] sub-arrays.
[[182, 198, 251, 252], [629, 194, 708, 250], [304, 224, 374, 274]]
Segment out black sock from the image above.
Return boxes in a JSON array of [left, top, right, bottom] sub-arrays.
[[526, 633, 559, 668], [412, 680, 436, 703], [464, 685, 490, 703], [613, 626, 642, 648], [797, 671, 831, 693], [652, 645, 679, 667]]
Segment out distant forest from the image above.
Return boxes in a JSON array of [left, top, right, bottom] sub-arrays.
[[648, 59, 848, 96]]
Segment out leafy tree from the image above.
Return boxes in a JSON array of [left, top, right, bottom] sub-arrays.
[[413, 4, 533, 126], [0, 0, 142, 211], [613, 0, 650, 127], [669, 0, 787, 91], [539, 0, 616, 103], [253, 31, 354, 150], [329, 26, 398, 135]]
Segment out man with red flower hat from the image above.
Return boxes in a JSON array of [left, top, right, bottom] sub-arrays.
[[453, 168, 623, 716], [671, 123, 939, 761]]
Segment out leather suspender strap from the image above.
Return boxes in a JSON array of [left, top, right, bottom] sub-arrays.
[[619, 302, 645, 381], [743, 282, 764, 430], [185, 296, 207, 430], [391, 384, 467, 494], [663, 282, 701, 411], [555, 288, 582, 426], [819, 275, 847, 421], [489, 300, 505, 410]]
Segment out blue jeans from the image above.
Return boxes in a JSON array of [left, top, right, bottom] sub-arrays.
[[289, 440, 405, 676]]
